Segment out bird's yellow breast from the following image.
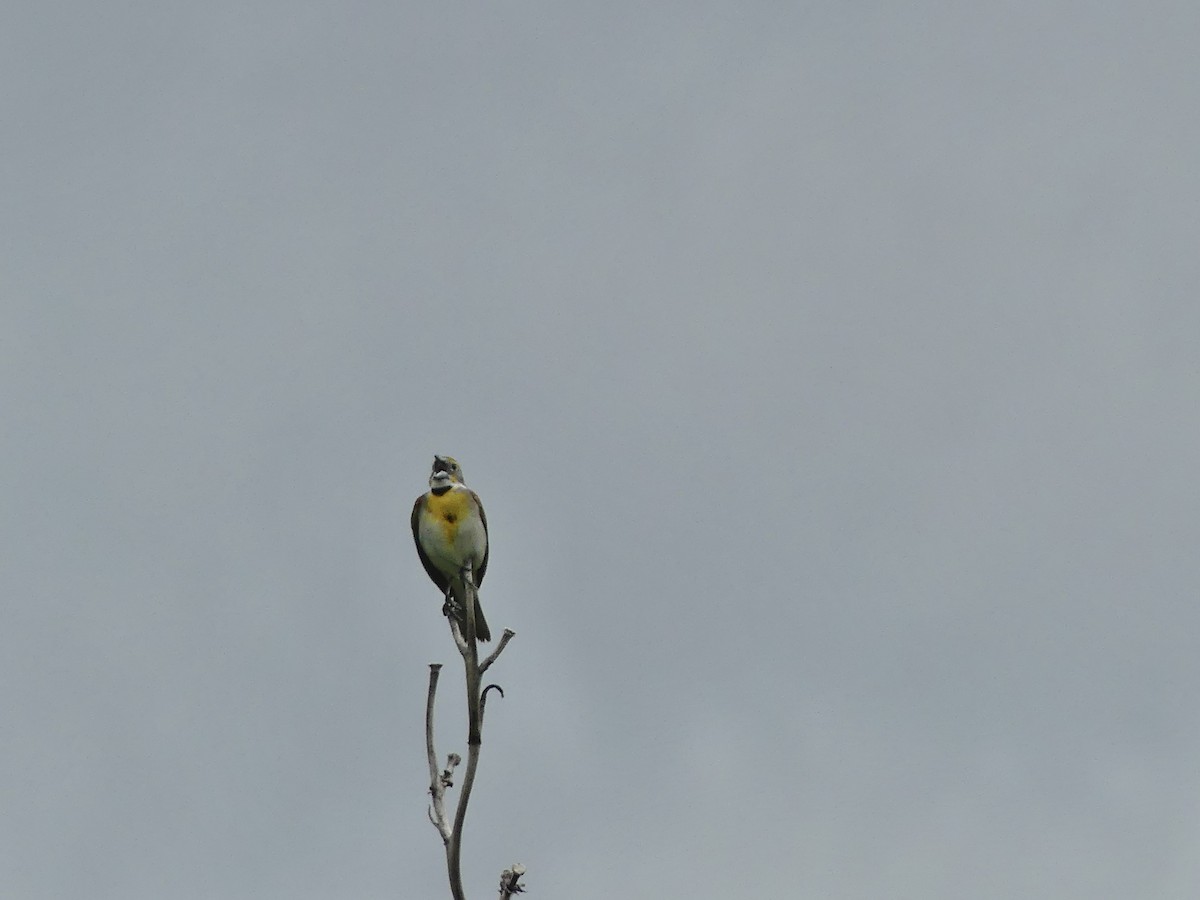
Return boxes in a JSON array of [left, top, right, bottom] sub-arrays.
[[425, 489, 473, 541]]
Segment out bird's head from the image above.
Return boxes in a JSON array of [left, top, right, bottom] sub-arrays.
[[429, 455, 464, 489]]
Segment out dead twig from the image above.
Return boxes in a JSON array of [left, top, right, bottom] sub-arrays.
[[499, 864, 526, 897]]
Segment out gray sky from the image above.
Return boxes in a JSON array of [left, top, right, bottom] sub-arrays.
[[4, 2, 1200, 897]]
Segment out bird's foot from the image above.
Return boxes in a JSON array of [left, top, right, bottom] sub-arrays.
[[442, 588, 464, 622]]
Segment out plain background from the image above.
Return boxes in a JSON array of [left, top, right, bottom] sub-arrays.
[[4, 2, 1200, 897]]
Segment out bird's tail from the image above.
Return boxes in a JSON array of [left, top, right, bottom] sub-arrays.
[[450, 579, 491, 642]]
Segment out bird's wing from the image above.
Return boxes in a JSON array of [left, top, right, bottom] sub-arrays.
[[411, 494, 450, 593], [470, 489, 489, 588]]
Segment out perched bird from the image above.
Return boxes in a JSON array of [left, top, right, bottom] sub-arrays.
[[411, 455, 491, 641]]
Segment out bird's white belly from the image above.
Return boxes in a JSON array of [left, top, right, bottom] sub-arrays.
[[420, 512, 486, 577]]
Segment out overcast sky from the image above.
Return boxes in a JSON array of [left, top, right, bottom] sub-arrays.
[[4, 2, 1200, 898]]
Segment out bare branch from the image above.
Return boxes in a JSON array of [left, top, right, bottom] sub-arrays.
[[448, 740, 481, 896], [480, 684, 504, 726], [424, 664, 452, 843], [448, 615, 470, 657], [447, 570, 483, 896], [479, 628, 517, 675], [426, 563, 523, 899]]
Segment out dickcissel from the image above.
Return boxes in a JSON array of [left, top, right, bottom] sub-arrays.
[[411, 455, 491, 641]]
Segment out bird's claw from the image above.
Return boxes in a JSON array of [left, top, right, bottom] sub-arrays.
[[442, 588, 464, 621]]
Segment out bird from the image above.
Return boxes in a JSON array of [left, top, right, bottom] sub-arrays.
[[411, 455, 491, 641]]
